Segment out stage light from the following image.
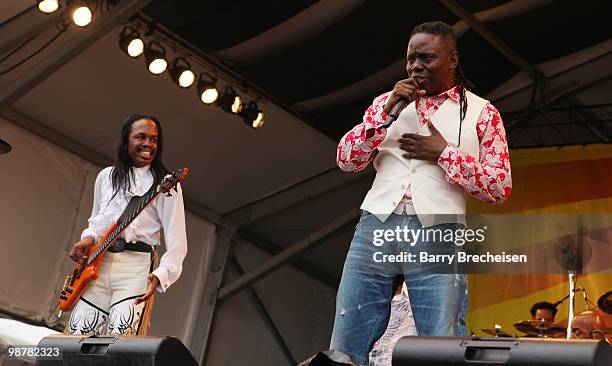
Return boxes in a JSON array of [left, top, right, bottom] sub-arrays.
[[71, 1, 92, 27], [144, 41, 167, 75], [119, 27, 144, 58], [37, 0, 59, 14], [240, 101, 265, 129], [218, 86, 243, 114], [169, 58, 196, 88], [196, 73, 219, 104]]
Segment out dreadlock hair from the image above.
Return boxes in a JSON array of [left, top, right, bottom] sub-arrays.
[[110, 114, 168, 199], [410, 21, 475, 145]]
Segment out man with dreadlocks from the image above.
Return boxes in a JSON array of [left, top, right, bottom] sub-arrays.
[[330, 21, 511, 365], [67, 114, 187, 336]]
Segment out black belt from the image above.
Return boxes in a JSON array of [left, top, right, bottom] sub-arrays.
[[108, 238, 153, 253]]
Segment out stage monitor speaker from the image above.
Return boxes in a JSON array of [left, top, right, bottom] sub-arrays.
[[392, 336, 611, 366], [36, 335, 199, 366]]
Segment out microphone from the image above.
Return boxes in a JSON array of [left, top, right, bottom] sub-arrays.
[[381, 75, 423, 129], [381, 100, 407, 128]]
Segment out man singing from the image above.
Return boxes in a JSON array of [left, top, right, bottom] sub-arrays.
[[330, 21, 511, 365], [67, 114, 187, 335]]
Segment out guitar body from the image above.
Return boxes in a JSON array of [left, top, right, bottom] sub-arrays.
[[57, 168, 188, 313], [58, 259, 100, 311], [58, 224, 116, 311]]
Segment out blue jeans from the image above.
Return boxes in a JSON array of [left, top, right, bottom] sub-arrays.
[[330, 211, 467, 365]]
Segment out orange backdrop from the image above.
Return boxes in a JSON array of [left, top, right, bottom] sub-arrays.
[[466, 144, 612, 336]]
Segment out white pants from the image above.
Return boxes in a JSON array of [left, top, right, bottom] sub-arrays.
[[67, 251, 151, 335]]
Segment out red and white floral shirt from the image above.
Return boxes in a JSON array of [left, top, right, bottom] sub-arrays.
[[337, 85, 512, 204]]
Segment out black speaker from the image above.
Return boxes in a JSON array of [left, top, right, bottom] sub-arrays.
[[36, 335, 199, 366], [392, 336, 612, 366]]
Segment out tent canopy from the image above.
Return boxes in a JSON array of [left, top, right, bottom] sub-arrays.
[[1, 1, 611, 364]]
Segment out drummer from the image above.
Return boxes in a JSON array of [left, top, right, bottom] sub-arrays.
[[570, 310, 606, 340], [530, 301, 558, 323]]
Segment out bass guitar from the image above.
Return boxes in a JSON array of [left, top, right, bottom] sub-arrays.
[[58, 168, 188, 313]]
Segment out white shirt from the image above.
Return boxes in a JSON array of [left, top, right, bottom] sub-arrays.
[[81, 166, 188, 293]]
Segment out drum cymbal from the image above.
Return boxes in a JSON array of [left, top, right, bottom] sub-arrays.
[[0, 138, 10, 155], [597, 291, 612, 315], [481, 328, 512, 337], [514, 320, 566, 336]]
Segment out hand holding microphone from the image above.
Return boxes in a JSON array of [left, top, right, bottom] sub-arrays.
[[382, 77, 447, 162], [382, 78, 426, 127]]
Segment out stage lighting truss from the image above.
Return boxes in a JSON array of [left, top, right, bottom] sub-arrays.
[[117, 21, 265, 130], [218, 86, 243, 114], [144, 41, 168, 75], [119, 26, 144, 58], [169, 57, 196, 88], [37, 0, 60, 14], [70, 0, 93, 27], [197, 73, 219, 104], [240, 101, 265, 129]]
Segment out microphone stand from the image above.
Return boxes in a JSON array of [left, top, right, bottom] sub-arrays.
[[565, 215, 585, 338], [566, 270, 575, 339]]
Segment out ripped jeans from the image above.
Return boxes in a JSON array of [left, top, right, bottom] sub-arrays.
[[330, 211, 467, 366]]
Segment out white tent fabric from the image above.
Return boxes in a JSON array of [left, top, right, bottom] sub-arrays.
[[0, 319, 61, 364], [0, 118, 99, 321], [0, 118, 216, 352], [206, 238, 337, 364], [0, 319, 61, 346]]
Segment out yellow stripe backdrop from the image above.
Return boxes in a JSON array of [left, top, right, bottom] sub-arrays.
[[466, 144, 612, 337]]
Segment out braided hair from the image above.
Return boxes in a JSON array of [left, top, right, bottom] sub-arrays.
[[410, 21, 474, 145]]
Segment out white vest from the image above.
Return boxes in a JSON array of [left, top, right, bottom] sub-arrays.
[[360, 90, 488, 227]]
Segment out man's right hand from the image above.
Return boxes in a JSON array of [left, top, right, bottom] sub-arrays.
[[69, 236, 95, 262], [383, 78, 426, 115]]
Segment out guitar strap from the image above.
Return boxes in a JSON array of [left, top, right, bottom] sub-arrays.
[[117, 182, 157, 224], [110, 182, 158, 252]]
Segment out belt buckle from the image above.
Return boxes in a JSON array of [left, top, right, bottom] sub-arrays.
[[402, 199, 413, 215]]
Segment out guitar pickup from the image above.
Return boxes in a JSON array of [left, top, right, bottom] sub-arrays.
[[69, 272, 76, 285]]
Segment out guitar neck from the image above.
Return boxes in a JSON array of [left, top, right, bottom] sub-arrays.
[[87, 185, 160, 264]]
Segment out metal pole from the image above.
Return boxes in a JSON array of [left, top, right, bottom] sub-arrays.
[[239, 229, 340, 288], [439, 0, 538, 78], [190, 224, 237, 364], [231, 255, 296, 365], [225, 170, 372, 227], [218, 208, 359, 302], [566, 271, 575, 339]]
